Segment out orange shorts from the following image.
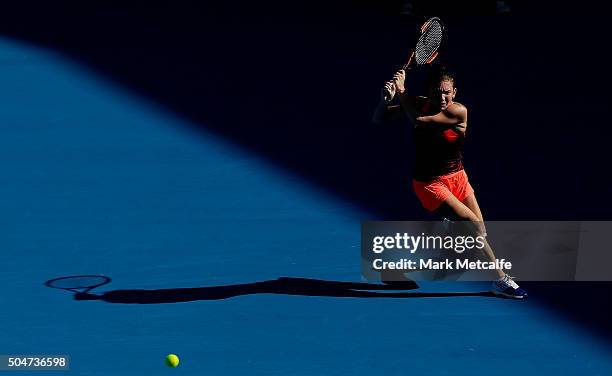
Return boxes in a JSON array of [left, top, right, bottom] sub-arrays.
[[413, 169, 474, 211]]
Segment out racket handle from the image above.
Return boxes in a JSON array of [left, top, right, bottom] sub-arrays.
[[402, 50, 415, 71]]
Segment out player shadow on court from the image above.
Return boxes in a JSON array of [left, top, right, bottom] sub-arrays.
[[44, 275, 495, 304]]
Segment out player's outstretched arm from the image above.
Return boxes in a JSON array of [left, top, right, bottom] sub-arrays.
[[416, 103, 467, 126], [394, 69, 423, 124]]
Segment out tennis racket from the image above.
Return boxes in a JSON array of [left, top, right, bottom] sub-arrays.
[[402, 17, 445, 70], [384, 17, 445, 101]]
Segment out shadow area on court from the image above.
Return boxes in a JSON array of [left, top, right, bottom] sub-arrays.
[[1, 2, 603, 221], [45, 276, 612, 339], [44, 276, 497, 304], [522, 282, 612, 339]]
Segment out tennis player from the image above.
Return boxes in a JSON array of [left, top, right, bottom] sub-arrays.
[[373, 67, 528, 299]]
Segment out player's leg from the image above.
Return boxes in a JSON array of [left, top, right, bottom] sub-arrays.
[[463, 192, 528, 298], [453, 193, 503, 278], [462, 192, 483, 221], [437, 194, 527, 298], [435, 194, 486, 237]]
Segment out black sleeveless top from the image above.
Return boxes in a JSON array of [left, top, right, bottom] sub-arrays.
[[413, 106, 465, 181]]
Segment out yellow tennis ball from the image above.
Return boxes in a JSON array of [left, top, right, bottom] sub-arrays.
[[165, 354, 180, 368]]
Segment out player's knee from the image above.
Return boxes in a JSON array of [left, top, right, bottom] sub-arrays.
[[453, 218, 484, 238]]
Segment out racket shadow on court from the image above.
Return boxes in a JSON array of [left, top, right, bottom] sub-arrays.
[[44, 275, 495, 304]]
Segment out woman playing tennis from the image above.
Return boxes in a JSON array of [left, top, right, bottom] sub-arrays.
[[373, 67, 528, 299]]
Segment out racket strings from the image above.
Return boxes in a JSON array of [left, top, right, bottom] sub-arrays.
[[415, 21, 443, 65]]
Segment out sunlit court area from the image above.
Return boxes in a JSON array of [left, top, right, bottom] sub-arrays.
[[1, 1, 611, 375]]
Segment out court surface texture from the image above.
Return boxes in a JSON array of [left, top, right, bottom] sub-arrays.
[[1, 37, 611, 376]]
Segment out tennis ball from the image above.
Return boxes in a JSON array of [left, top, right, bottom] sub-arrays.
[[165, 354, 180, 368]]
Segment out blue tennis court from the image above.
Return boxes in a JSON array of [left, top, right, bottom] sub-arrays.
[[1, 3, 611, 375]]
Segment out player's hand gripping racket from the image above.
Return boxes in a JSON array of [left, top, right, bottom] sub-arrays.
[[384, 17, 445, 101]]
